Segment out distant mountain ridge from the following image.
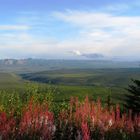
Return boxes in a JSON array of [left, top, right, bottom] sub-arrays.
[[0, 58, 32, 65], [2, 59, 26, 65], [0, 58, 139, 73]]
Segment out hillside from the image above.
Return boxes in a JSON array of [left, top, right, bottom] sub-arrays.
[[21, 68, 140, 87], [0, 72, 26, 91]]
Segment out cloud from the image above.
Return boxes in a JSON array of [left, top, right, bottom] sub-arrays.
[[53, 10, 140, 58], [72, 50, 82, 56], [0, 8, 140, 60], [53, 10, 140, 28], [71, 50, 104, 59], [0, 25, 30, 30]]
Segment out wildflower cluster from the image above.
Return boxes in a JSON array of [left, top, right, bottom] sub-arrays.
[[0, 97, 140, 140], [57, 97, 140, 140]]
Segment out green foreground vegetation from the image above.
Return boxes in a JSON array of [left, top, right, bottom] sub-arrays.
[[21, 68, 140, 103], [0, 68, 140, 109], [0, 71, 128, 104], [0, 68, 139, 139], [0, 68, 140, 105]]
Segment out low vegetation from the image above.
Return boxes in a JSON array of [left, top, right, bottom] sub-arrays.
[[0, 96, 140, 140], [0, 69, 139, 139], [0, 83, 139, 140]]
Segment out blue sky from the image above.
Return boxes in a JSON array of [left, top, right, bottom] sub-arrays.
[[0, 0, 140, 60]]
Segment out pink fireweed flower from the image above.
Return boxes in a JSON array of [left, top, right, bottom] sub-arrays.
[[19, 100, 54, 139], [0, 112, 15, 139], [81, 122, 90, 140]]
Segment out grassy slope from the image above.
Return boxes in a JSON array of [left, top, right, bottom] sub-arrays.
[[20, 68, 140, 104], [1, 68, 140, 104], [0, 72, 26, 91], [0, 72, 127, 104], [54, 85, 127, 104], [21, 68, 140, 87]]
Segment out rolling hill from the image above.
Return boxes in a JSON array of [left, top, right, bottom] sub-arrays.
[[21, 68, 140, 87]]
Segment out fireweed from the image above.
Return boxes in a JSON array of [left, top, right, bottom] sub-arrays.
[[0, 96, 139, 140], [18, 99, 55, 140], [57, 97, 140, 140], [0, 112, 16, 140]]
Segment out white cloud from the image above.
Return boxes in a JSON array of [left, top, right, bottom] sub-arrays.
[[0, 9, 140, 60], [53, 10, 140, 28], [53, 10, 140, 58], [72, 50, 82, 56], [0, 33, 59, 56], [0, 25, 30, 30]]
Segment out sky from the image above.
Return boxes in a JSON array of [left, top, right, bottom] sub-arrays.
[[0, 0, 140, 60]]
